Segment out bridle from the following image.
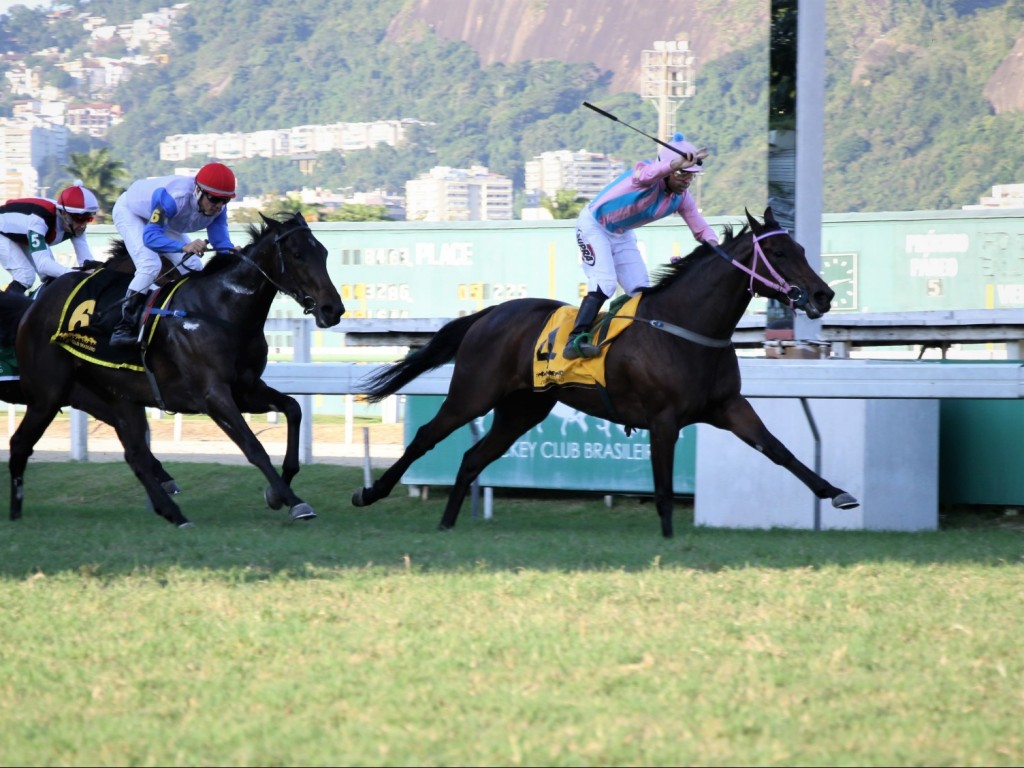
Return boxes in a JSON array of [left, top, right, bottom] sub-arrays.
[[238, 219, 319, 315], [706, 229, 809, 310]]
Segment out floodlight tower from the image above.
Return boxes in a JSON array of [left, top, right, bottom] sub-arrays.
[[641, 40, 697, 141]]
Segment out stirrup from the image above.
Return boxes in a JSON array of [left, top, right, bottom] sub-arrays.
[[110, 325, 139, 347], [563, 334, 600, 360]]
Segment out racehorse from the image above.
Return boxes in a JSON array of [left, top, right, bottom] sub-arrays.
[[0, 289, 183, 496], [8, 212, 344, 527], [352, 207, 859, 538]]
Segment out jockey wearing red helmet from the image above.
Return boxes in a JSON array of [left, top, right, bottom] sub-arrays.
[[0, 182, 101, 295], [109, 162, 240, 346]]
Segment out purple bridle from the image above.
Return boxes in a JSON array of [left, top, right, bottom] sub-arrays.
[[707, 229, 809, 309]]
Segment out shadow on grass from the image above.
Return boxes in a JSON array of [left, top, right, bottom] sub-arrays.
[[1, 462, 1021, 580]]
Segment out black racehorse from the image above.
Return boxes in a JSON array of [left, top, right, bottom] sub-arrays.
[[0, 289, 184, 496], [352, 207, 859, 538], [8, 212, 344, 527]]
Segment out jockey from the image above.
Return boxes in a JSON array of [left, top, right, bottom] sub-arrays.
[[564, 133, 720, 359], [109, 162, 239, 347], [0, 183, 101, 295]]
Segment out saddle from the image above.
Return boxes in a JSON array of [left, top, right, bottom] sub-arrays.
[[50, 269, 183, 372], [532, 294, 639, 390]]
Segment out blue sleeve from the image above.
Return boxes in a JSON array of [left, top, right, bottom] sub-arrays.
[[142, 188, 188, 253], [205, 209, 235, 252]]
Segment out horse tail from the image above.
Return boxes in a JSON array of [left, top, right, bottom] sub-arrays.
[[360, 307, 498, 403]]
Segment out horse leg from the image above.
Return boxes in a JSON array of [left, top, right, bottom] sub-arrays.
[[437, 391, 556, 531], [110, 405, 192, 527], [352, 393, 492, 509], [710, 395, 860, 510], [648, 417, 683, 539], [203, 386, 315, 521], [233, 381, 302, 491], [8, 402, 61, 521]]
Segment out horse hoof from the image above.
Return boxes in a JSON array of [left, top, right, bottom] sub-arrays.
[[289, 503, 316, 522], [264, 486, 283, 510], [832, 492, 860, 510], [162, 480, 182, 495], [437, 523, 452, 532], [178, 521, 195, 529], [351, 489, 366, 507]]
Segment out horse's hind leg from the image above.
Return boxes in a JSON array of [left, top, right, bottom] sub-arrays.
[[9, 402, 62, 521], [437, 391, 556, 531], [352, 391, 501, 509], [111, 405, 191, 527], [710, 395, 860, 510]]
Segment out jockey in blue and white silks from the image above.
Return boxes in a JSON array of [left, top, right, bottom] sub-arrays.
[[110, 162, 238, 347]]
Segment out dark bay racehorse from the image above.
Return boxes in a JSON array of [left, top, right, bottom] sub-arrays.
[[9, 212, 344, 527], [0, 289, 183, 496], [352, 207, 859, 537]]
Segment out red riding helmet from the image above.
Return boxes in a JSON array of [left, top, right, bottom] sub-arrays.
[[195, 162, 237, 198], [56, 182, 100, 214]]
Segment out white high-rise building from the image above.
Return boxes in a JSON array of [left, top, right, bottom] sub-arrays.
[[405, 166, 513, 222], [524, 149, 625, 205]]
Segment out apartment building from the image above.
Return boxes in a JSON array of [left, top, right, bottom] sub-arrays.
[[405, 166, 514, 222], [524, 149, 625, 205]]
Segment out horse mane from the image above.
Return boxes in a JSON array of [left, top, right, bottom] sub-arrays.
[[643, 223, 749, 297]]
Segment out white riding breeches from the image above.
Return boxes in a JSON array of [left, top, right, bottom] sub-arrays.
[[112, 197, 203, 293], [0, 235, 41, 287], [575, 207, 650, 298]]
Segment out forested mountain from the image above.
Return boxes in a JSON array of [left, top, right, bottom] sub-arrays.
[[2, 0, 1024, 215]]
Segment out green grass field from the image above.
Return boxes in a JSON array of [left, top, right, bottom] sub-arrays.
[[1, 461, 1021, 766]]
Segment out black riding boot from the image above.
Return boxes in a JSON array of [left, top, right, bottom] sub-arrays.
[[563, 291, 607, 360], [4, 280, 28, 296], [110, 290, 147, 347]]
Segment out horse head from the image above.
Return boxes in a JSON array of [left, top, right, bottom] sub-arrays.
[[743, 206, 834, 319], [255, 212, 345, 328]]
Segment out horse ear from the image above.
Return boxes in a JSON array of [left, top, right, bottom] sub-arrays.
[[764, 206, 779, 228], [259, 212, 273, 226], [745, 208, 760, 231]]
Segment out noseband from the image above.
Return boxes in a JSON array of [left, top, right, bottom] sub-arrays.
[[707, 230, 809, 310]]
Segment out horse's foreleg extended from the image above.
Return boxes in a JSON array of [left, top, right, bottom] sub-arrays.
[[712, 396, 859, 510], [233, 381, 302, 487], [648, 418, 682, 539], [204, 387, 314, 521], [437, 392, 555, 531]]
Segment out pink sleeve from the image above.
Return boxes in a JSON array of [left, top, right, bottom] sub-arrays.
[[678, 194, 719, 244], [630, 159, 674, 188]]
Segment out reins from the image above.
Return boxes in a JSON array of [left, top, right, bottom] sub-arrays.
[[138, 217, 314, 410]]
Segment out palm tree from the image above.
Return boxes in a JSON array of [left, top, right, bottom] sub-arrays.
[[540, 189, 588, 220], [62, 149, 129, 223]]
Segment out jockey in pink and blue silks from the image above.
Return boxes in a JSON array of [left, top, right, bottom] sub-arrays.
[[564, 133, 720, 359]]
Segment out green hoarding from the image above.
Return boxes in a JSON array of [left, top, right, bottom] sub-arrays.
[[401, 396, 697, 494]]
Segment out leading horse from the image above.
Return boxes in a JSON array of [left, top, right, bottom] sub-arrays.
[[9, 212, 344, 527], [352, 207, 859, 537]]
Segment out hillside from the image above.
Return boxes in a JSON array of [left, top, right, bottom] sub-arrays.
[[3, 0, 1024, 215], [385, 0, 767, 94]]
